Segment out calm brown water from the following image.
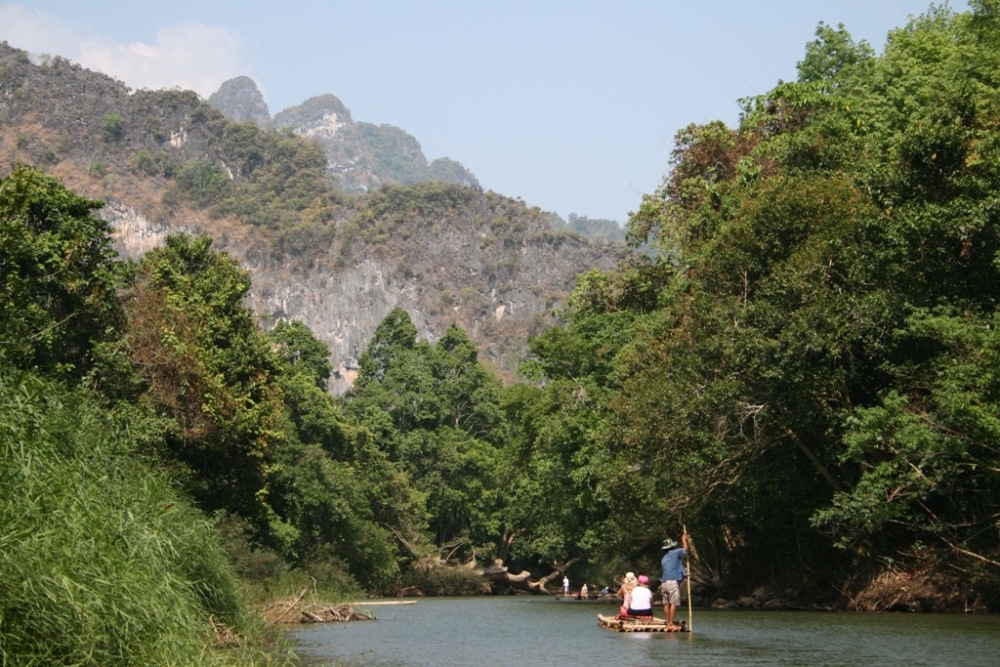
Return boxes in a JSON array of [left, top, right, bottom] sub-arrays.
[[288, 596, 1000, 667]]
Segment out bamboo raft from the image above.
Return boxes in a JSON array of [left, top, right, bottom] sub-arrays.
[[597, 614, 689, 633]]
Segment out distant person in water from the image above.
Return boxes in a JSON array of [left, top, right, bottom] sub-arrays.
[[580, 583, 589, 599], [563, 576, 570, 595], [626, 575, 653, 616], [660, 534, 689, 630], [617, 571, 637, 615]]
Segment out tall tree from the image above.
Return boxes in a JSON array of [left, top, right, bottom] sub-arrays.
[[124, 234, 285, 526], [0, 165, 121, 380]]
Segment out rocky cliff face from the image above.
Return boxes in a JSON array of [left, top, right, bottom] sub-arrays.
[[100, 192, 620, 393], [207, 76, 271, 128]]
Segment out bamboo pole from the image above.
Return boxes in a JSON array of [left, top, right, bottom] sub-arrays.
[[683, 524, 693, 632]]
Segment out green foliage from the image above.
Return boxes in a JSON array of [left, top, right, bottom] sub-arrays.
[[267, 320, 333, 389], [160, 122, 340, 258], [357, 122, 435, 185], [0, 373, 249, 666], [89, 157, 108, 177], [101, 112, 124, 143], [130, 149, 177, 177], [797, 22, 875, 83], [351, 182, 478, 244], [143, 114, 167, 142], [497, 380, 610, 564], [124, 234, 285, 524], [262, 318, 400, 591], [356, 307, 419, 388], [9, 1, 1000, 611], [815, 308, 1000, 588], [530, 3, 1000, 600], [266, 439, 399, 591], [174, 159, 234, 208], [347, 311, 506, 558], [0, 165, 122, 381], [398, 564, 488, 596]]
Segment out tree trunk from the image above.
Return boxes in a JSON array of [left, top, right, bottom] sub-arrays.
[[478, 557, 580, 594]]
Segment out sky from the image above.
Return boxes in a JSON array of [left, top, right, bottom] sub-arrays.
[[0, 1, 970, 224]]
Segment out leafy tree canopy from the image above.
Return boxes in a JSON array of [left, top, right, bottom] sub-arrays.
[[0, 164, 122, 381]]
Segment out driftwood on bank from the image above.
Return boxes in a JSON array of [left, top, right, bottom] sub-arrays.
[[268, 587, 309, 625], [298, 604, 375, 624], [265, 596, 375, 625]]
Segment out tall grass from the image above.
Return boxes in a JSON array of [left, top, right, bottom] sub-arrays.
[[0, 373, 252, 666]]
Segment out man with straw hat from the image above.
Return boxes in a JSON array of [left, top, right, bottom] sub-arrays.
[[659, 534, 689, 630]]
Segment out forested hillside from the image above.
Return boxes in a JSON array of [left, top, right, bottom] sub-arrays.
[[0, 40, 623, 390], [3, 4, 1000, 666]]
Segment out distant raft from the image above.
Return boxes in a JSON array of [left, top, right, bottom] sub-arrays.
[[597, 614, 689, 633]]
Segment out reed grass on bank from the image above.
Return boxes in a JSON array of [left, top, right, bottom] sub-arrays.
[[0, 373, 254, 666]]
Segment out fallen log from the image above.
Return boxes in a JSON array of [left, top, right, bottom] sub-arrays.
[[296, 604, 375, 624]]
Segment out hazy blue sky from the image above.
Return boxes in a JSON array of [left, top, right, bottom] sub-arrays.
[[0, 1, 968, 223]]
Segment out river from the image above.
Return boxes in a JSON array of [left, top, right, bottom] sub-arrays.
[[287, 596, 1000, 667]]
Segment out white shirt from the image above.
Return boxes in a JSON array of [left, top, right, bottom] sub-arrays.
[[629, 585, 653, 611]]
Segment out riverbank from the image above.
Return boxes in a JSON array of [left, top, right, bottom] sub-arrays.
[[701, 566, 991, 614]]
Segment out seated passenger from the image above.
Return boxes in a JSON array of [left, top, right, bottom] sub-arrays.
[[625, 575, 654, 617], [617, 571, 637, 615]]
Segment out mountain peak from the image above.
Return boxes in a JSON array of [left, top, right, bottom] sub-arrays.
[[271, 94, 478, 193], [207, 76, 271, 128]]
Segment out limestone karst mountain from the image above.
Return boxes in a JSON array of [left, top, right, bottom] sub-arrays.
[[207, 76, 272, 128], [206, 77, 480, 194], [0, 42, 623, 392], [271, 92, 480, 193]]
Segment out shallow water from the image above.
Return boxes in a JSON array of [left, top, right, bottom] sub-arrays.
[[288, 596, 1000, 667]]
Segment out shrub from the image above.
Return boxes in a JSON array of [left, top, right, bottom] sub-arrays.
[[102, 112, 125, 143], [175, 159, 233, 207]]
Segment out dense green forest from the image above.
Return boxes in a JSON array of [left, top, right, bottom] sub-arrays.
[[3, 3, 1000, 665]]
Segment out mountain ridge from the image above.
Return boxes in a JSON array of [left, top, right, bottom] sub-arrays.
[[211, 76, 480, 194], [0, 41, 625, 391]]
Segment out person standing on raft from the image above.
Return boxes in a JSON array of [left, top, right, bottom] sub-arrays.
[[659, 534, 689, 630]]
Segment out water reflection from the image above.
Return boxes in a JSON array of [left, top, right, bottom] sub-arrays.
[[288, 596, 1000, 667]]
